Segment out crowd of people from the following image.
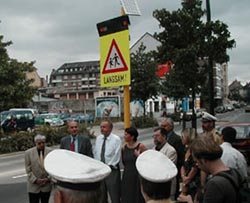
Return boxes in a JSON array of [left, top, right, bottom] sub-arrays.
[[24, 113, 248, 203]]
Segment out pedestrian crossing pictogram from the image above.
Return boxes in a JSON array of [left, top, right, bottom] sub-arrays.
[[102, 39, 128, 74]]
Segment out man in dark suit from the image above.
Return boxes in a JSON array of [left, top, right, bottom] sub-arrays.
[[161, 117, 185, 199], [25, 134, 52, 203], [60, 120, 93, 157]]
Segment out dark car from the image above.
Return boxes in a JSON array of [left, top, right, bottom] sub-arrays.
[[1, 110, 35, 133], [217, 123, 250, 165], [245, 105, 250, 113]]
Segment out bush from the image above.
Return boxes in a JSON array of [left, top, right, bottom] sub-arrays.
[[131, 116, 158, 128], [0, 124, 93, 154]]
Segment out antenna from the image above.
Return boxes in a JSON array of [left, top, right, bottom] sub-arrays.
[[120, 0, 141, 16]]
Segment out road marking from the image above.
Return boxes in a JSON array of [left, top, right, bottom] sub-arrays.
[[12, 174, 27, 179], [0, 169, 25, 177]]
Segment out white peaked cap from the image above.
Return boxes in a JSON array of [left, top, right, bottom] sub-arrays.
[[136, 150, 177, 183], [44, 149, 111, 183], [202, 111, 217, 122]]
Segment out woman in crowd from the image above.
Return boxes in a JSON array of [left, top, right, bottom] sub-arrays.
[[180, 128, 200, 199], [121, 127, 147, 203]]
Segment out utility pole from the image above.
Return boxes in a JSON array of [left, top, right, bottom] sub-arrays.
[[206, 0, 215, 115]]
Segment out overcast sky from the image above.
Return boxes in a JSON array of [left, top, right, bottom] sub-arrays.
[[0, 0, 249, 85]]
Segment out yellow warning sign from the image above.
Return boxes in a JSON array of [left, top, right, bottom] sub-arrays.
[[100, 29, 130, 87]]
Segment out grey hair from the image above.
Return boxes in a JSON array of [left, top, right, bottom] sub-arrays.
[[53, 184, 105, 203], [166, 118, 174, 127], [34, 134, 46, 142]]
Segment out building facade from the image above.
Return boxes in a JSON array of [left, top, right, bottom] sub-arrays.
[[47, 61, 119, 100]]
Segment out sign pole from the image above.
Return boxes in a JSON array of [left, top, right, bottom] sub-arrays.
[[121, 7, 130, 129]]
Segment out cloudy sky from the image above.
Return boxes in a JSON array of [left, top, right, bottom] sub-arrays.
[[0, 0, 249, 84]]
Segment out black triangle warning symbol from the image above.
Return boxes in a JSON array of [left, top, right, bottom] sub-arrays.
[[102, 39, 128, 74]]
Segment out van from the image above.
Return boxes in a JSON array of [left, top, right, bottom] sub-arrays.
[[1, 110, 35, 133], [9, 108, 39, 116]]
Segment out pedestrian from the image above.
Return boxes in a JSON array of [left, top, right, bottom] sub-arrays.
[[152, 127, 177, 200], [24, 134, 52, 203], [94, 119, 122, 203], [199, 112, 222, 196], [177, 135, 241, 203], [60, 120, 93, 157], [180, 128, 200, 199], [220, 126, 248, 180], [44, 149, 111, 203], [201, 112, 221, 144], [136, 149, 178, 203], [121, 127, 147, 203], [160, 118, 185, 198]]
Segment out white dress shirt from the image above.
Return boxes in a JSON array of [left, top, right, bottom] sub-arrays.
[[94, 133, 121, 167], [221, 142, 248, 179]]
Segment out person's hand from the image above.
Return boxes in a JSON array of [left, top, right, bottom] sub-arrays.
[[36, 178, 49, 186], [35, 178, 44, 186], [177, 194, 193, 203]]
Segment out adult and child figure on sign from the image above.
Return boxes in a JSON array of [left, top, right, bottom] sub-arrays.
[[24, 114, 248, 203]]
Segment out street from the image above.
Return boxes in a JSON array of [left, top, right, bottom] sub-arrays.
[[0, 109, 248, 203]]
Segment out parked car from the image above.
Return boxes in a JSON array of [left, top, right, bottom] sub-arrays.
[[245, 105, 250, 113], [216, 123, 250, 165], [215, 105, 225, 113], [9, 108, 39, 116], [65, 113, 94, 124], [1, 110, 35, 132], [224, 104, 234, 112], [0, 111, 10, 123], [36, 113, 64, 127]]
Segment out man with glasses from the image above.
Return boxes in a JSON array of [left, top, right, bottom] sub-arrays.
[[178, 135, 240, 203], [160, 118, 185, 199], [152, 127, 177, 200], [24, 134, 52, 203]]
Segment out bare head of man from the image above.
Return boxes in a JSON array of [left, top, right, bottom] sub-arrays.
[[67, 121, 79, 137]]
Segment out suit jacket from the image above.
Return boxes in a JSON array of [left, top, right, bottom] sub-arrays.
[[24, 146, 52, 193], [167, 131, 185, 170], [60, 134, 93, 157]]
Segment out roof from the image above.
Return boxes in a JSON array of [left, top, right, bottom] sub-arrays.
[[130, 32, 161, 54], [32, 95, 58, 102], [51, 60, 100, 75]]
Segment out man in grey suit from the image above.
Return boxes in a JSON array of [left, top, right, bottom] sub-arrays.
[[60, 120, 93, 157], [25, 134, 52, 203]]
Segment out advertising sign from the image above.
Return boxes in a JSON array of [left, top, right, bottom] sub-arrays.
[[95, 96, 121, 118]]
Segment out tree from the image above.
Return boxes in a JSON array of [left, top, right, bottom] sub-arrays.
[[0, 35, 36, 111], [153, 0, 235, 108], [130, 43, 160, 116]]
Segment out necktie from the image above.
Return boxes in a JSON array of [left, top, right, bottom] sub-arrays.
[[39, 152, 44, 167], [70, 137, 75, 152], [101, 136, 107, 163]]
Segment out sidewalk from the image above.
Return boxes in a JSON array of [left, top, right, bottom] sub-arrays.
[[88, 120, 202, 137]]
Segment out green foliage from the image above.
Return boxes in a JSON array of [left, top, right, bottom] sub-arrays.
[[131, 116, 158, 129], [0, 34, 37, 111], [130, 43, 160, 115], [0, 124, 93, 154], [153, 0, 235, 103]]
